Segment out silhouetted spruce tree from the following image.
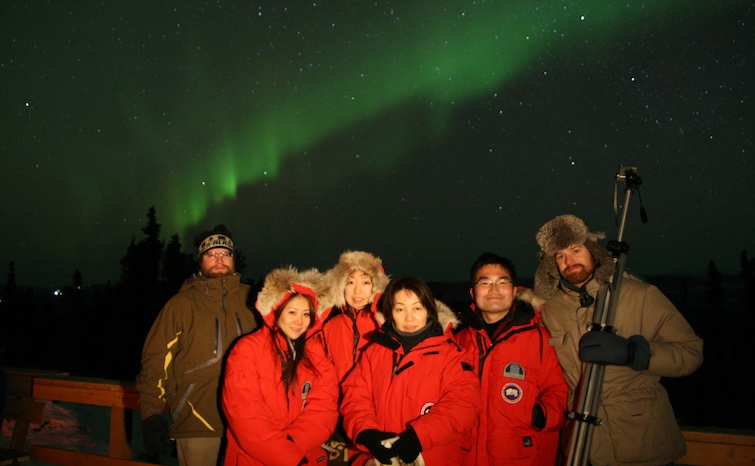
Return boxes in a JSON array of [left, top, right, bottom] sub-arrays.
[[114, 207, 166, 379], [0, 261, 18, 363], [741, 249, 755, 312], [4, 261, 16, 299], [234, 249, 248, 276], [141, 207, 163, 284], [162, 233, 194, 295], [89, 281, 115, 377], [63, 270, 88, 374], [120, 207, 164, 290], [705, 260, 725, 362], [738, 250, 755, 427], [0, 261, 36, 366]]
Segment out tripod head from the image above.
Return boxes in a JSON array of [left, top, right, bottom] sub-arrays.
[[616, 165, 642, 189], [614, 165, 648, 228]]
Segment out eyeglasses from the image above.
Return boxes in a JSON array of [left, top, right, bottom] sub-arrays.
[[204, 250, 233, 259], [474, 277, 513, 288]]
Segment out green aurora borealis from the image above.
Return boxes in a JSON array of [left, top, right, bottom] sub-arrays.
[[151, 0, 713, 228], [2, 0, 751, 286]]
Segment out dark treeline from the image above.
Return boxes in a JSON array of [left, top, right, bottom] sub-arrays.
[[0, 207, 260, 384], [1, 208, 754, 430]]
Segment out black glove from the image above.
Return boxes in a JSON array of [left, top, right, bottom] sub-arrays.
[[356, 429, 397, 464], [531, 402, 546, 430], [579, 331, 651, 371], [391, 427, 422, 463], [141, 414, 170, 457]]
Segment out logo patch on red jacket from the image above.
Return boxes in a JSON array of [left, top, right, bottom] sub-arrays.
[[301, 381, 312, 411], [420, 402, 435, 415], [302, 381, 312, 399], [502, 382, 523, 404], [504, 362, 525, 380]]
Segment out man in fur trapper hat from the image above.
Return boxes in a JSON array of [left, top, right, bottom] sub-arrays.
[[533, 214, 704, 466], [534, 214, 614, 301]]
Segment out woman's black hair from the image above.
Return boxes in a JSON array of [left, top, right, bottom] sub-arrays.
[[379, 276, 438, 328]]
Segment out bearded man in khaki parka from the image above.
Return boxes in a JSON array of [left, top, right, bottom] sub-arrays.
[[533, 214, 703, 466]]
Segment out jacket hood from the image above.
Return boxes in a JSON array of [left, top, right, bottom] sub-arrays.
[[255, 267, 331, 332], [324, 250, 390, 309], [180, 272, 241, 293], [517, 287, 546, 313], [533, 214, 615, 299]]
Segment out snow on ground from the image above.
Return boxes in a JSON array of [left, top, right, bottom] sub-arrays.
[[1, 400, 178, 465]]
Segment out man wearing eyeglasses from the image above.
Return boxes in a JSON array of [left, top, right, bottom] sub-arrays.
[[455, 252, 567, 466], [137, 225, 258, 466]]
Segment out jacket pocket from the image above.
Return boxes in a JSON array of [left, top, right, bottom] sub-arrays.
[[488, 434, 538, 461], [603, 388, 683, 463], [547, 330, 566, 348]]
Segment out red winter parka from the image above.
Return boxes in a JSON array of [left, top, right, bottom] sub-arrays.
[[340, 307, 481, 466], [323, 305, 381, 382], [222, 268, 339, 466], [322, 250, 390, 382], [455, 296, 567, 466]]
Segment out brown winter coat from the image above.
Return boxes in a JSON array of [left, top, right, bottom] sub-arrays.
[[136, 273, 257, 438], [540, 276, 703, 465]]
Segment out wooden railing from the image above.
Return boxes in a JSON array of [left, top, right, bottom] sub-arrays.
[[678, 426, 755, 466], [2, 368, 66, 466], [3, 368, 754, 465], [2, 368, 155, 466]]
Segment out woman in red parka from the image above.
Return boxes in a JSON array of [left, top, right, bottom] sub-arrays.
[[340, 276, 481, 466], [222, 267, 339, 466], [322, 250, 390, 382]]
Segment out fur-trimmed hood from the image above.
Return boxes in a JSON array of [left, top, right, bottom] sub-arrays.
[[255, 266, 331, 333], [516, 287, 546, 314], [533, 214, 615, 299], [323, 250, 390, 310]]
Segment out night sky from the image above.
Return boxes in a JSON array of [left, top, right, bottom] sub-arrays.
[[2, 1, 752, 288]]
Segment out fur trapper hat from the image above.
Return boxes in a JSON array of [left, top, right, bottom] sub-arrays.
[[255, 267, 331, 326], [534, 214, 615, 299], [325, 250, 390, 309]]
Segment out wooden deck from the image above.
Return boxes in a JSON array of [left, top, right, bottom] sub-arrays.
[[3, 367, 754, 465]]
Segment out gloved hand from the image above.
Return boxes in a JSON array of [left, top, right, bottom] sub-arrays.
[[579, 331, 651, 371], [141, 414, 170, 457], [356, 429, 398, 464], [391, 427, 422, 463], [531, 402, 546, 430]]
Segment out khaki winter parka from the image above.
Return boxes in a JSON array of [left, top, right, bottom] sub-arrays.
[[540, 276, 703, 465]]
